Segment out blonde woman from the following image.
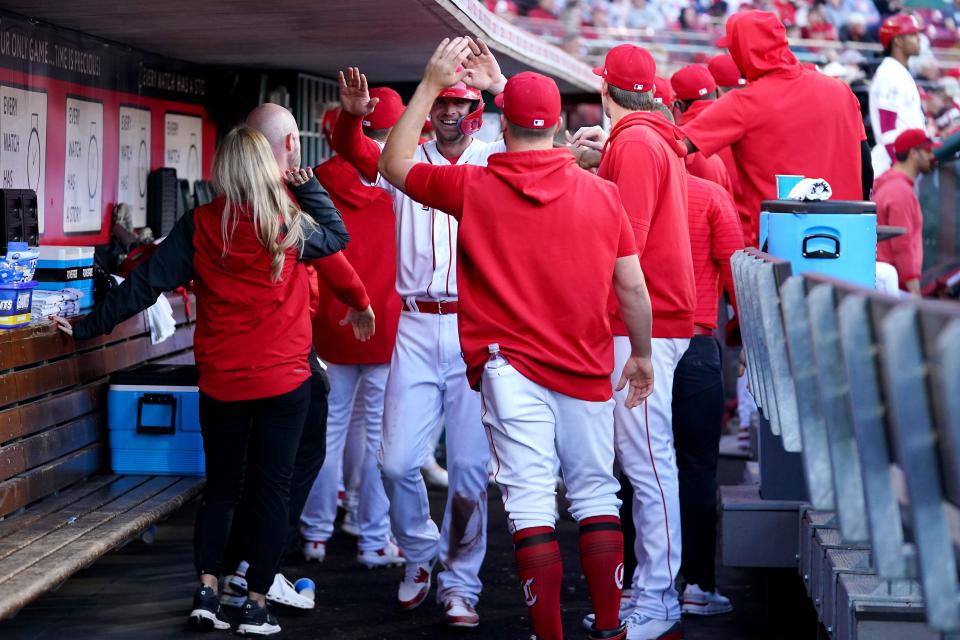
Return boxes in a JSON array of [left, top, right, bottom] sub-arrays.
[[55, 126, 349, 636]]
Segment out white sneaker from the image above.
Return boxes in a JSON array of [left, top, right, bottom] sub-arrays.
[[302, 539, 327, 562], [443, 595, 480, 628], [421, 463, 449, 489], [221, 572, 314, 610], [266, 573, 314, 610], [340, 510, 360, 537], [358, 540, 405, 568], [681, 584, 732, 616], [623, 611, 682, 640], [398, 561, 433, 609], [581, 589, 635, 631]]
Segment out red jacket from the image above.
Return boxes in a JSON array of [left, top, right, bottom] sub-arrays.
[[599, 112, 696, 338], [313, 156, 400, 364], [873, 169, 924, 288]]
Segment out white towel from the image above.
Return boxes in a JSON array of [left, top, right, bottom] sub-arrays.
[[147, 292, 176, 345]]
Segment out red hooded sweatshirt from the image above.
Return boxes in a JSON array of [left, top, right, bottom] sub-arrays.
[[192, 197, 312, 401], [312, 155, 400, 364], [404, 148, 636, 401], [682, 11, 866, 246], [598, 111, 696, 339], [872, 168, 923, 289]]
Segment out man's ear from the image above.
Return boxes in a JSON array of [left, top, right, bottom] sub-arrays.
[[285, 132, 297, 152], [600, 79, 610, 98]]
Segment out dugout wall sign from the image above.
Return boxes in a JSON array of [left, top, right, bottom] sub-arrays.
[[0, 10, 216, 245]]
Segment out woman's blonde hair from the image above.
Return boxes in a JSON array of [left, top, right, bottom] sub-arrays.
[[211, 126, 314, 282]]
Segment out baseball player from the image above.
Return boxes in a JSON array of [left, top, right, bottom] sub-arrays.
[[570, 43, 696, 640], [669, 65, 733, 195], [681, 11, 867, 246], [300, 88, 405, 568], [378, 38, 655, 640], [329, 40, 509, 627], [707, 54, 747, 97], [870, 14, 926, 177]]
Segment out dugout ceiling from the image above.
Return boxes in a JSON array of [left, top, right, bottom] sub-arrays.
[[0, 0, 599, 93]]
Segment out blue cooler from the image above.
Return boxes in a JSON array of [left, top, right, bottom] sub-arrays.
[[107, 364, 204, 476], [762, 200, 877, 288], [35, 246, 95, 310]]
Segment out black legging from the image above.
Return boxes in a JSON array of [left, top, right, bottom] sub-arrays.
[[194, 381, 310, 594]]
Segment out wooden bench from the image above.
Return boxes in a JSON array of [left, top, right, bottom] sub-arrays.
[[0, 294, 202, 620]]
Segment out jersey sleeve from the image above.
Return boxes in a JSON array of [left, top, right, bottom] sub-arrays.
[[617, 206, 638, 257], [311, 251, 371, 311], [682, 92, 747, 158], [331, 112, 383, 184], [403, 163, 471, 220]]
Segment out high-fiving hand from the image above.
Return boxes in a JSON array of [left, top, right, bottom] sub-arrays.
[[461, 38, 506, 94], [422, 37, 475, 92], [338, 67, 379, 117]]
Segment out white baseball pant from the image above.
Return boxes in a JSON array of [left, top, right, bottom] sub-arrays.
[[379, 311, 489, 605], [481, 362, 621, 532], [300, 363, 392, 552], [613, 336, 689, 622]]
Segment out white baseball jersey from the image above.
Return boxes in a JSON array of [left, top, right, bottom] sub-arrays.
[[869, 57, 925, 176], [367, 138, 506, 301]]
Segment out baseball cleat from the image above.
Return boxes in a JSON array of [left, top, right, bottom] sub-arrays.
[[358, 540, 405, 568], [581, 589, 635, 631], [680, 584, 732, 616], [398, 561, 433, 610], [623, 612, 682, 640], [443, 595, 480, 628], [220, 571, 249, 608], [302, 538, 327, 562]]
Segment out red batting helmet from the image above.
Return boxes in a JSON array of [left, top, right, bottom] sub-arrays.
[[879, 14, 922, 49], [436, 82, 485, 137]]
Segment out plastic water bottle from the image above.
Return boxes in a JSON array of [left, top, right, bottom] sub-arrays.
[[294, 577, 315, 602], [487, 343, 509, 369]]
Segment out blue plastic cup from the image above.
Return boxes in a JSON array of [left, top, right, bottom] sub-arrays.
[[776, 174, 805, 199]]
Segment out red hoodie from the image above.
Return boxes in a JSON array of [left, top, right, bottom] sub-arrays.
[[192, 197, 312, 401], [404, 148, 636, 401], [872, 168, 923, 289], [313, 156, 400, 364], [680, 101, 733, 196], [682, 11, 865, 246], [599, 111, 696, 339]]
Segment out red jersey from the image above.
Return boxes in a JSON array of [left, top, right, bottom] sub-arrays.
[[686, 174, 744, 329], [679, 101, 733, 195], [681, 11, 865, 246], [598, 111, 695, 339], [313, 155, 400, 364], [872, 168, 924, 288], [404, 148, 637, 402]]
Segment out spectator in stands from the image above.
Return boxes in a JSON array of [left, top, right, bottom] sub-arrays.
[[626, 0, 667, 30], [56, 128, 350, 636], [527, 0, 560, 19], [872, 128, 940, 295], [802, 4, 839, 40], [842, 0, 881, 29]]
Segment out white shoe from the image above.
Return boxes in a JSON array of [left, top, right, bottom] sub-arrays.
[[681, 584, 732, 616], [302, 539, 327, 562], [623, 611, 682, 640], [421, 463, 449, 489], [398, 561, 433, 609], [443, 595, 480, 628], [581, 589, 635, 631], [340, 510, 360, 537], [221, 572, 314, 610], [358, 540, 405, 568]]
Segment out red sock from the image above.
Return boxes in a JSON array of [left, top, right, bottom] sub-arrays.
[[513, 526, 563, 640], [579, 515, 625, 632]]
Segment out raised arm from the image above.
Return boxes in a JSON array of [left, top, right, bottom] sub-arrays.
[[331, 68, 385, 183]]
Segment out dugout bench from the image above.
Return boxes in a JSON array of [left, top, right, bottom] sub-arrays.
[[0, 293, 202, 620]]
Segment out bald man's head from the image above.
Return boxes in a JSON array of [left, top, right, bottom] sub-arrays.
[[245, 103, 301, 171]]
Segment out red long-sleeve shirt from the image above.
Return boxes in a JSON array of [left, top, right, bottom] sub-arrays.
[[873, 168, 924, 289], [687, 174, 743, 329]]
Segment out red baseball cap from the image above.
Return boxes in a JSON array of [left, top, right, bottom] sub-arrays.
[[363, 87, 404, 129], [593, 44, 657, 92], [670, 65, 717, 100], [493, 71, 561, 129], [708, 54, 746, 87], [894, 128, 941, 155], [653, 76, 673, 104]]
